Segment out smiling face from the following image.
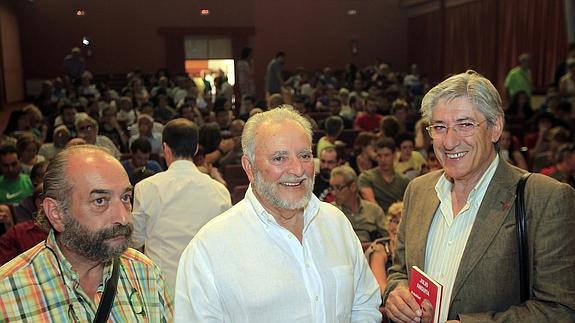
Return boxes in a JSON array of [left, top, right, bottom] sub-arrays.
[[431, 97, 502, 185], [58, 150, 133, 262], [243, 120, 315, 213]]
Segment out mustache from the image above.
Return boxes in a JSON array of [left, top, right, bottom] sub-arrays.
[[279, 174, 313, 182], [99, 223, 133, 240]]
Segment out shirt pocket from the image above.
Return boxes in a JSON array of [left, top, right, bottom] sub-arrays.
[[332, 265, 354, 322]]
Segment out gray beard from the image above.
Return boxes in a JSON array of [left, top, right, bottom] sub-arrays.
[[253, 167, 315, 210]]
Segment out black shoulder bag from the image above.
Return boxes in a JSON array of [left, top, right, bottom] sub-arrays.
[[515, 173, 531, 303], [93, 257, 121, 323]]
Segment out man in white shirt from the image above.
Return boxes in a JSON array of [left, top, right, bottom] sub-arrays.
[[384, 71, 575, 322], [175, 106, 382, 322], [131, 118, 231, 300]]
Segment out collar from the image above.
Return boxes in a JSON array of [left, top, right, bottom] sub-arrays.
[[435, 154, 500, 209], [245, 184, 320, 233], [168, 159, 200, 171], [337, 195, 364, 217]]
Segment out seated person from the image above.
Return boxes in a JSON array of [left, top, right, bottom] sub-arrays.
[[541, 142, 575, 187], [0, 183, 47, 266], [394, 132, 426, 180], [0, 204, 14, 237], [329, 165, 388, 242], [14, 162, 48, 223], [16, 133, 45, 175], [0, 145, 34, 207], [75, 114, 121, 159], [365, 201, 403, 296], [349, 132, 378, 174], [39, 125, 71, 160], [316, 115, 344, 157], [121, 138, 163, 178], [129, 114, 163, 156]]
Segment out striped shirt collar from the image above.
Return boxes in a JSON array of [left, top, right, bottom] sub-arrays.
[[435, 154, 500, 211]]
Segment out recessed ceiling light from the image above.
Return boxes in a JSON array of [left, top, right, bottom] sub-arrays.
[[76, 10, 86, 16], [201, 9, 210, 16], [347, 9, 357, 15]]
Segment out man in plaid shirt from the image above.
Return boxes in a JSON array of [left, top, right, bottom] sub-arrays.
[[0, 145, 173, 322]]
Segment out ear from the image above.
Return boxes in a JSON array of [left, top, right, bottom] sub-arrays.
[[163, 143, 173, 165], [42, 197, 65, 232], [241, 155, 255, 183], [491, 115, 504, 143], [350, 181, 358, 192]]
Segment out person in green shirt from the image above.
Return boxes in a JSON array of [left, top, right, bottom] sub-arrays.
[[0, 144, 33, 207], [504, 52, 533, 99]]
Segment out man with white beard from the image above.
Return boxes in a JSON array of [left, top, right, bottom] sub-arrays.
[[174, 106, 382, 322]]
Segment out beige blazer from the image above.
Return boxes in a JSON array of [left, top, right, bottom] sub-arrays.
[[384, 159, 575, 322]]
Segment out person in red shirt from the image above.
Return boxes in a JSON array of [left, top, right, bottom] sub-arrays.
[[354, 96, 383, 133]]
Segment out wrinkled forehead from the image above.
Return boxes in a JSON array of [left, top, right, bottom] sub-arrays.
[[255, 120, 311, 151], [431, 96, 482, 120]]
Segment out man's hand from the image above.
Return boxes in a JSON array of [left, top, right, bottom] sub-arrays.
[[385, 285, 422, 323]]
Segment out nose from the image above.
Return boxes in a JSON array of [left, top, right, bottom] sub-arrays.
[[114, 198, 132, 225], [442, 127, 460, 150], [288, 157, 305, 177]]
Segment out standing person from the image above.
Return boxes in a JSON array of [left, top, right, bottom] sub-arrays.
[[0, 145, 173, 321], [504, 53, 533, 100], [131, 118, 231, 300], [236, 47, 256, 99], [384, 70, 575, 322], [175, 106, 382, 322], [62, 47, 85, 82], [265, 51, 286, 98]]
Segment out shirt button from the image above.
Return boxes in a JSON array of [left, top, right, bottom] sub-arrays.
[[288, 235, 292, 239], [305, 263, 310, 268], [448, 240, 453, 245], [315, 296, 319, 301]]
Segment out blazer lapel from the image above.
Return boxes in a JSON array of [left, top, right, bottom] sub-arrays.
[[410, 173, 441, 270], [449, 160, 520, 304]]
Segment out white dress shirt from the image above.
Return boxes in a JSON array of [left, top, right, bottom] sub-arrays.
[[425, 155, 499, 322], [132, 160, 231, 299], [174, 185, 382, 323]]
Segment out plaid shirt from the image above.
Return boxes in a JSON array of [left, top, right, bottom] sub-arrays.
[[0, 230, 173, 322]]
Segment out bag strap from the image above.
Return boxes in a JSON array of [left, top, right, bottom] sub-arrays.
[[93, 257, 121, 323], [515, 173, 531, 303]]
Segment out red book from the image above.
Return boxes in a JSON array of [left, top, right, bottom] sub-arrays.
[[409, 266, 443, 323]]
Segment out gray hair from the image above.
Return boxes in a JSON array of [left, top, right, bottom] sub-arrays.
[[330, 165, 357, 185], [37, 145, 112, 231], [420, 70, 504, 128], [74, 114, 99, 132], [241, 105, 312, 163]]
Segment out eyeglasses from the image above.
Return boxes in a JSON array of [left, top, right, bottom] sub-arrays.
[[329, 182, 351, 192], [425, 120, 487, 138]]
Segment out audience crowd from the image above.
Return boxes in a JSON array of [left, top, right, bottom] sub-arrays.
[[1, 45, 574, 308]]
